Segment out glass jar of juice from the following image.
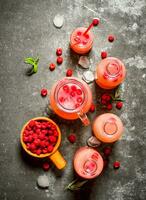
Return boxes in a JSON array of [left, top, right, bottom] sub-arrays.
[[92, 113, 124, 143], [70, 27, 94, 54], [49, 77, 92, 126], [73, 146, 104, 179], [95, 57, 126, 89]]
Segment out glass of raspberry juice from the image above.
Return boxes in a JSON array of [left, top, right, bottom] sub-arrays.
[[95, 57, 126, 89], [73, 146, 104, 179], [70, 27, 94, 54], [50, 77, 92, 126], [92, 113, 124, 143]]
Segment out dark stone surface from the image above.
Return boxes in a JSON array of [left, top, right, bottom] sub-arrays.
[[0, 0, 146, 200]]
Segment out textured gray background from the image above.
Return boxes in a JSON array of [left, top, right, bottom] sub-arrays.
[[0, 0, 146, 200]]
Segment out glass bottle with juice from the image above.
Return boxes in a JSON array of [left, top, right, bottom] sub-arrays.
[[92, 113, 124, 143], [95, 57, 126, 89], [73, 146, 104, 179]]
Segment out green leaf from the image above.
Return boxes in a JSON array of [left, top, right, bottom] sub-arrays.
[[24, 56, 39, 75], [65, 179, 88, 191]]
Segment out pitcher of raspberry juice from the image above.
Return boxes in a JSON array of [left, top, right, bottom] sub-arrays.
[[95, 57, 126, 89], [49, 77, 92, 126]]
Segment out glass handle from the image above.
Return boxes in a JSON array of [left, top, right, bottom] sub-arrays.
[[77, 110, 90, 126]]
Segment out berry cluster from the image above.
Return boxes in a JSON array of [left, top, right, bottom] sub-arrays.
[[49, 48, 63, 71], [23, 120, 59, 155]]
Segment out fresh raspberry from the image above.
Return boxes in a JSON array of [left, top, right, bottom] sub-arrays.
[[48, 136, 57, 143], [101, 51, 107, 59], [77, 97, 83, 103], [108, 35, 115, 42], [48, 130, 53, 135], [57, 56, 63, 64], [107, 104, 113, 110], [47, 145, 54, 153], [40, 140, 46, 148], [42, 162, 50, 171], [116, 102, 123, 109], [29, 120, 36, 128], [30, 143, 36, 151], [42, 148, 48, 154], [101, 100, 107, 105], [24, 130, 29, 136], [76, 89, 82, 95], [41, 88, 48, 97], [38, 134, 45, 141], [28, 135, 33, 143], [93, 18, 100, 26], [36, 149, 41, 155], [71, 85, 77, 91], [23, 136, 29, 143], [68, 134, 76, 143], [113, 161, 120, 169], [33, 139, 41, 146], [106, 95, 111, 102], [49, 63, 56, 71], [89, 104, 95, 112], [36, 129, 41, 134], [103, 147, 112, 157], [26, 125, 31, 131], [66, 69, 73, 77], [53, 130, 59, 137], [56, 48, 62, 56], [70, 91, 76, 97]]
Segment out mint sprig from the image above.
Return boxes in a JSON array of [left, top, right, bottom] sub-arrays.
[[24, 57, 39, 75], [65, 179, 88, 191]]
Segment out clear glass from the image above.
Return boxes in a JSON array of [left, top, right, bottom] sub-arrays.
[[92, 113, 124, 143], [73, 146, 104, 179], [70, 27, 94, 54], [95, 57, 126, 89]]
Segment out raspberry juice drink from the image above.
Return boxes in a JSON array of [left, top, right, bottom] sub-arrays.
[[70, 27, 94, 54], [92, 113, 124, 143], [73, 146, 104, 179], [50, 77, 92, 126], [95, 57, 126, 89]]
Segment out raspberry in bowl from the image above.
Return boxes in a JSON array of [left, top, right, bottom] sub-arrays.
[[20, 117, 66, 169]]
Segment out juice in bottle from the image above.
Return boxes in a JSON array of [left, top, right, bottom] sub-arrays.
[[70, 27, 94, 54], [92, 113, 124, 143], [49, 77, 92, 126], [73, 146, 104, 179], [95, 57, 126, 89]]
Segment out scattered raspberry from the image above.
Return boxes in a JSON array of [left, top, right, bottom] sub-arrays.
[[108, 35, 115, 42], [103, 147, 112, 157], [49, 63, 56, 71], [89, 104, 95, 112], [56, 48, 62, 56], [66, 69, 73, 77], [93, 18, 100, 26], [101, 100, 107, 105], [107, 104, 113, 110], [42, 162, 50, 171], [41, 88, 48, 97], [57, 56, 63, 64], [116, 102, 123, 109], [113, 161, 120, 169], [68, 134, 76, 143], [101, 51, 107, 59]]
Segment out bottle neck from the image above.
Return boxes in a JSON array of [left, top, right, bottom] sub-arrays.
[[105, 60, 121, 78], [103, 118, 118, 135]]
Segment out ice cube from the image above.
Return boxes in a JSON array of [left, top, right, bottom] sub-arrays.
[[78, 56, 90, 69], [86, 136, 101, 148], [53, 14, 64, 28], [82, 70, 94, 83], [37, 175, 49, 188]]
